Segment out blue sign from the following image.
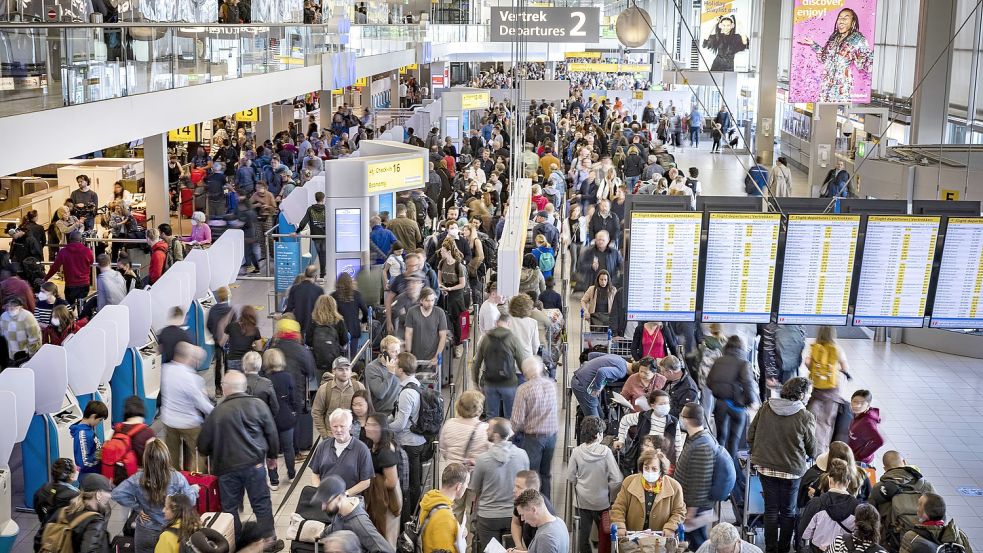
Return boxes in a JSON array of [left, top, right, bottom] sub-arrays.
[[335, 208, 362, 253], [379, 193, 395, 218], [957, 487, 983, 497], [275, 241, 302, 292], [336, 257, 363, 280]]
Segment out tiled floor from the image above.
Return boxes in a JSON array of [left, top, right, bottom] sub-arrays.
[[9, 144, 983, 550]]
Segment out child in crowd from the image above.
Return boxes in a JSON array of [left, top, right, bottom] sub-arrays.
[[848, 390, 884, 466], [70, 400, 108, 476]]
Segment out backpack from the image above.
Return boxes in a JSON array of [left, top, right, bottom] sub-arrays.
[[481, 332, 515, 384], [912, 529, 967, 553], [706, 436, 737, 502], [397, 503, 450, 553], [39, 510, 98, 553], [400, 382, 444, 453], [537, 249, 556, 274], [163, 243, 177, 273], [808, 342, 839, 390], [478, 233, 498, 271], [887, 481, 934, 548], [101, 423, 148, 485], [310, 323, 343, 371]]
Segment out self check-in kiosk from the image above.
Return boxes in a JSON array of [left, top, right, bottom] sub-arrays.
[[20, 345, 73, 509], [184, 248, 214, 369], [0, 368, 34, 550], [112, 289, 156, 422], [65, 324, 110, 442]]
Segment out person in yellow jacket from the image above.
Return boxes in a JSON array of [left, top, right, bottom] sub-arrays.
[[155, 494, 201, 553], [419, 463, 471, 553]]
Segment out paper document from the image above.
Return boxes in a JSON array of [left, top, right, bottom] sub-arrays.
[[611, 391, 635, 410], [456, 514, 468, 553], [484, 537, 508, 553]]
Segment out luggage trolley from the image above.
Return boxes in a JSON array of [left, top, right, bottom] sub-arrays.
[[415, 346, 446, 395], [731, 451, 765, 544]]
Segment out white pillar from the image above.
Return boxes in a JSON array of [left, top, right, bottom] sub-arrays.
[[754, 0, 782, 165], [144, 133, 168, 228], [911, 0, 958, 144]]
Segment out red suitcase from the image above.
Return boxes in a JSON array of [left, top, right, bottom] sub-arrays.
[[180, 188, 195, 218], [181, 471, 222, 513], [190, 167, 206, 184]]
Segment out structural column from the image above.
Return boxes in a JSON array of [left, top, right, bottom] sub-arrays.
[[754, 0, 782, 165], [910, 0, 957, 144], [144, 133, 168, 228], [255, 104, 275, 145], [807, 104, 839, 195]]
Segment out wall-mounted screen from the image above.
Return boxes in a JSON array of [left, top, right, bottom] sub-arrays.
[[378, 194, 395, 219], [702, 213, 781, 323], [853, 216, 939, 327], [930, 218, 983, 328], [336, 258, 363, 280], [626, 212, 702, 322], [335, 208, 362, 253], [778, 215, 860, 326]]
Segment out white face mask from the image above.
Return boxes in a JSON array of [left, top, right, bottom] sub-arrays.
[[448, 228, 460, 238], [652, 404, 671, 418], [191, 219, 198, 226], [51, 318, 60, 328], [642, 471, 660, 483], [38, 292, 49, 302]]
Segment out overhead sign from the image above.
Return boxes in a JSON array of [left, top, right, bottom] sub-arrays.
[[490, 7, 600, 43], [168, 125, 197, 142], [407, 63, 418, 70], [567, 62, 650, 73], [929, 218, 983, 329], [702, 213, 781, 323], [461, 92, 491, 111], [366, 157, 426, 195], [940, 189, 961, 201], [236, 107, 258, 122], [626, 212, 702, 322], [564, 51, 602, 59], [355, 77, 367, 88]]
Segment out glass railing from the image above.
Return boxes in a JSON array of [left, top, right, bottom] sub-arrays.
[[428, 24, 487, 44], [0, 22, 427, 118]]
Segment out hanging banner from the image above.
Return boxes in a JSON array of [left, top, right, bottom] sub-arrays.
[[490, 7, 600, 43], [789, 0, 876, 103], [566, 63, 651, 73], [699, 0, 752, 72]]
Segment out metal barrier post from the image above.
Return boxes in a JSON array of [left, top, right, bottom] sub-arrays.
[[431, 439, 440, 488], [572, 514, 581, 553]]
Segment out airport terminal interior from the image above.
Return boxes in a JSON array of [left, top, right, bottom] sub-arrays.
[[0, 0, 982, 551]]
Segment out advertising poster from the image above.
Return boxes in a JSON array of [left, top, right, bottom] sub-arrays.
[[699, 0, 752, 72], [789, 0, 876, 103]]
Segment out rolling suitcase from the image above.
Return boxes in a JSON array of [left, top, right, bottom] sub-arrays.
[[201, 512, 236, 552], [295, 406, 315, 452], [182, 471, 221, 514]]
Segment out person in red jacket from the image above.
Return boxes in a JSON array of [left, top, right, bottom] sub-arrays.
[[42, 304, 87, 346], [145, 228, 169, 285], [0, 265, 36, 312], [44, 231, 94, 306], [848, 389, 884, 466]]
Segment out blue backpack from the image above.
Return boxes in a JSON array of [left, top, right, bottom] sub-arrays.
[[707, 438, 737, 502]]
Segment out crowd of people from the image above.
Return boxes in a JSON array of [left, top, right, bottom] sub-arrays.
[[11, 82, 965, 553]]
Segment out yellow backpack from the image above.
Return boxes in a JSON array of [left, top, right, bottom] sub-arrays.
[[809, 342, 839, 390]]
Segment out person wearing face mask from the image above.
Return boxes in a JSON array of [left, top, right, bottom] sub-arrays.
[[0, 297, 42, 359], [567, 416, 624, 553], [33, 282, 67, 328], [614, 389, 686, 469], [311, 475, 395, 553], [658, 355, 701, 421], [43, 304, 86, 346], [610, 449, 686, 538], [419, 463, 471, 553], [182, 211, 212, 247]]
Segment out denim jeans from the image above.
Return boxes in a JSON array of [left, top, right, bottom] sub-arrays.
[[484, 385, 516, 419], [310, 238, 326, 278], [713, 399, 747, 458], [521, 433, 556, 500], [219, 463, 275, 541], [625, 176, 640, 190], [401, 443, 427, 527], [133, 525, 162, 553], [760, 474, 800, 553], [691, 128, 700, 147], [573, 386, 599, 417], [268, 428, 296, 484]]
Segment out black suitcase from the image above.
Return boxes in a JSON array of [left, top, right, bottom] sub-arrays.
[[111, 535, 134, 553], [296, 410, 315, 452]]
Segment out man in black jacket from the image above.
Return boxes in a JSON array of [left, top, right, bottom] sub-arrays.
[[284, 264, 324, 336], [198, 370, 280, 548], [588, 200, 622, 247], [295, 191, 327, 279], [206, 286, 234, 396], [658, 355, 700, 421]]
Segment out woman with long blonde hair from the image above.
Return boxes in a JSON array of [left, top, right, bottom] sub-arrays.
[[306, 294, 350, 379], [111, 440, 198, 553]]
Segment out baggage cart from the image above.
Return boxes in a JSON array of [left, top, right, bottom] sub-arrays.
[[732, 450, 765, 544]]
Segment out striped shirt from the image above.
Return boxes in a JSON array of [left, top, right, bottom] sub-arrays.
[[511, 376, 558, 436], [828, 535, 882, 553], [616, 410, 686, 455]]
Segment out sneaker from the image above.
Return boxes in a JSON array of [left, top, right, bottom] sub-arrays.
[[269, 481, 279, 491], [264, 539, 286, 553]]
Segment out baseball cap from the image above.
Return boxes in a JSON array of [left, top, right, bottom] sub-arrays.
[[332, 357, 352, 370], [310, 475, 346, 506], [81, 473, 113, 493], [536, 210, 548, 218]]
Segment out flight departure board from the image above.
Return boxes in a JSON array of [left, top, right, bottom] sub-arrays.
[[778, 215, 861, 326], [930, 218, 983, 328], [701, 213, 781, 323], [626, 212, 702, 321], [853, 216, 940, 327]]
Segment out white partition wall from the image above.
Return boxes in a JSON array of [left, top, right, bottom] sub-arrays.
[[120, 290, 153, 348], [208, 229, 245, 288], [90, 305, 130, 385], [149, 262, 195, 333], [0, 369, 34, 443], [22, 345, 69, 414], [184, 248, 213, 299], [0, 392, 16, 467], [64, 326, 107, 395]]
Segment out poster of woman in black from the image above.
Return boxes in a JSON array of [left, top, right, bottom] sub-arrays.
[[702, 15, 749, 71]]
